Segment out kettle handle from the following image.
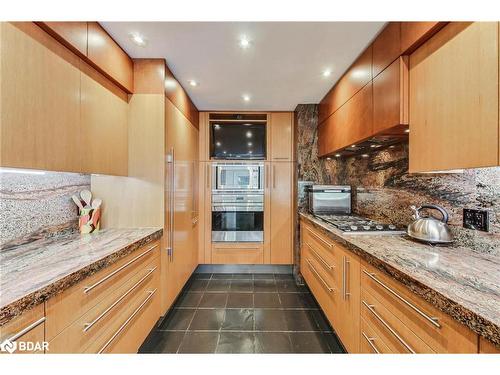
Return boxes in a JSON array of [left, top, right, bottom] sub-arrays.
[[415, 204, 449, 223]]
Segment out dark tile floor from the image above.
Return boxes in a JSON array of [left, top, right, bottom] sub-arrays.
[[139, 273, 346, 354]]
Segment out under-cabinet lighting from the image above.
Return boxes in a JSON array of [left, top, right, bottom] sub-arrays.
[[0, 168, 46, 175], [335, 154, 341, 158], [361, 154, 369, 158], [404, 128, 410, 133], [326, 157, 332, 160]]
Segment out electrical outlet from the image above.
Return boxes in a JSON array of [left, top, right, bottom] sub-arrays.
[[463, 208, 490, 232]]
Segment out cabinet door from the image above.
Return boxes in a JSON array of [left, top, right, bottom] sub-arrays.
[[80, 63, 128, 176], [335, 247, 361, 353], [165, 99, 199, 308], [318, 82, 373, 156], [409, 22, 499, 172], [87, 22, 134, 93], [270, 112, 293, 161], [38, 22, 88, 57], [269, 162, 293, 264], [319, 46, 373, 124], [0, 22, 81, 172], [401, 22, 445, 53], [0, 303, 45, 354], [372, 22, 401, 78], [373, 57, 408, 134]]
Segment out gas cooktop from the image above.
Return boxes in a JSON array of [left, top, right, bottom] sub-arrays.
[[315, 214, 406, 235]]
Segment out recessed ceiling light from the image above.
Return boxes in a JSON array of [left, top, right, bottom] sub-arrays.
[[322, 69, 332, 77], [239, 36, 251, 49], [242, 94, 251, 102], [188, 80, 198, 87], [129, 33, 147, 47]]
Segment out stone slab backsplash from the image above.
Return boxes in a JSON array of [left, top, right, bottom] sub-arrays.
[[0, 169, 90, 250], [295, 104, 500, 255]]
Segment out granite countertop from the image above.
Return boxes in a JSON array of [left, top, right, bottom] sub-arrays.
[[0, 227, 163, 326], [299, 212, 500, 347]]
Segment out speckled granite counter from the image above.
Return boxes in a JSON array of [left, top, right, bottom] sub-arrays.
[[0, 228, 163, 326], [300, 212, 500, 347]]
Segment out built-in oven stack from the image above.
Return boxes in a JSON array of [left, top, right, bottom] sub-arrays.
[[211, 163, 264, 242]]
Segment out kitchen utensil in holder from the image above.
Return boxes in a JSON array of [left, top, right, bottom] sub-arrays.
[[79, 206, 101, 234]]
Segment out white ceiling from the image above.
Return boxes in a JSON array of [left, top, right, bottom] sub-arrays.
[[101, 22, 385, 111]]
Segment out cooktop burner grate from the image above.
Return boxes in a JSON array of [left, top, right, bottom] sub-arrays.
[[315, 214, 406, 235]]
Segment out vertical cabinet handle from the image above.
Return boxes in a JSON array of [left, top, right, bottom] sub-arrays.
[[167, 147, 175, 262], [272, 165, 276, 189], [206, 163, 210, 189], [342, 256, 351, 300], [265, 164, 269, 189]]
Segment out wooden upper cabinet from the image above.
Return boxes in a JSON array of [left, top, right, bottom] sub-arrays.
[[372, 22, 401, 78], [87, 22, 134, 93], [409, 22, 499, 172], [270, 162, 294, 264], [318, 82, 373, 156], [318, 45, 373, 124], [164, 64, 199, 128], [38, 22, 88, 57], [270, 112, 294, 161], [401, 22, 446, 54], [373, 56, 408, 134], [80, 63, 129, 176], [0, 22, 82, 173]]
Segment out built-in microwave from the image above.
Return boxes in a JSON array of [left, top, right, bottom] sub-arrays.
[[212, 163, 264, 192]]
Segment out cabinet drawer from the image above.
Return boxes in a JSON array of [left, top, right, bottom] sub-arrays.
[[361, 261, 477, 353], [301, 243, 337, 293], [302, 224, 337, 272], [46, 240, 160, 340], [83, 276, 160, 353], [360, 317, 392, 354], [47, 257, 159, 353], [0, 303, 45, 354], [361, 289, 434, 353], [300, 254, 338, 329]]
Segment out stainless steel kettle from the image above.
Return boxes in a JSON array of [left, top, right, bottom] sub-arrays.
[[407, 204, 453, 244]]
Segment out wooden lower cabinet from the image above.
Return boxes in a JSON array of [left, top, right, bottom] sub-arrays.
[[0, 304, 46, 354], [44, 240, 160, 354], [479, 337, 500, 353], [269, 162, 294, 264], [300, 221, 359, 352], [300, 219, 483, 354]]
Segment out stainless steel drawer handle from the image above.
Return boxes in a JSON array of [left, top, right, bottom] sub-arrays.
[[306, 242, 334, 270], [362, 300, 415, 354], [362, 332, 380, 354], [306, 259, 333, 293], [342, 256, 351, 300], [307, 228, 333, 249], [98, 289, 157, 354], [83, 243, 158, 294], [5, 317, 46, 343], [83, 267, 157, 333], [362, 270, 441, 328]]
